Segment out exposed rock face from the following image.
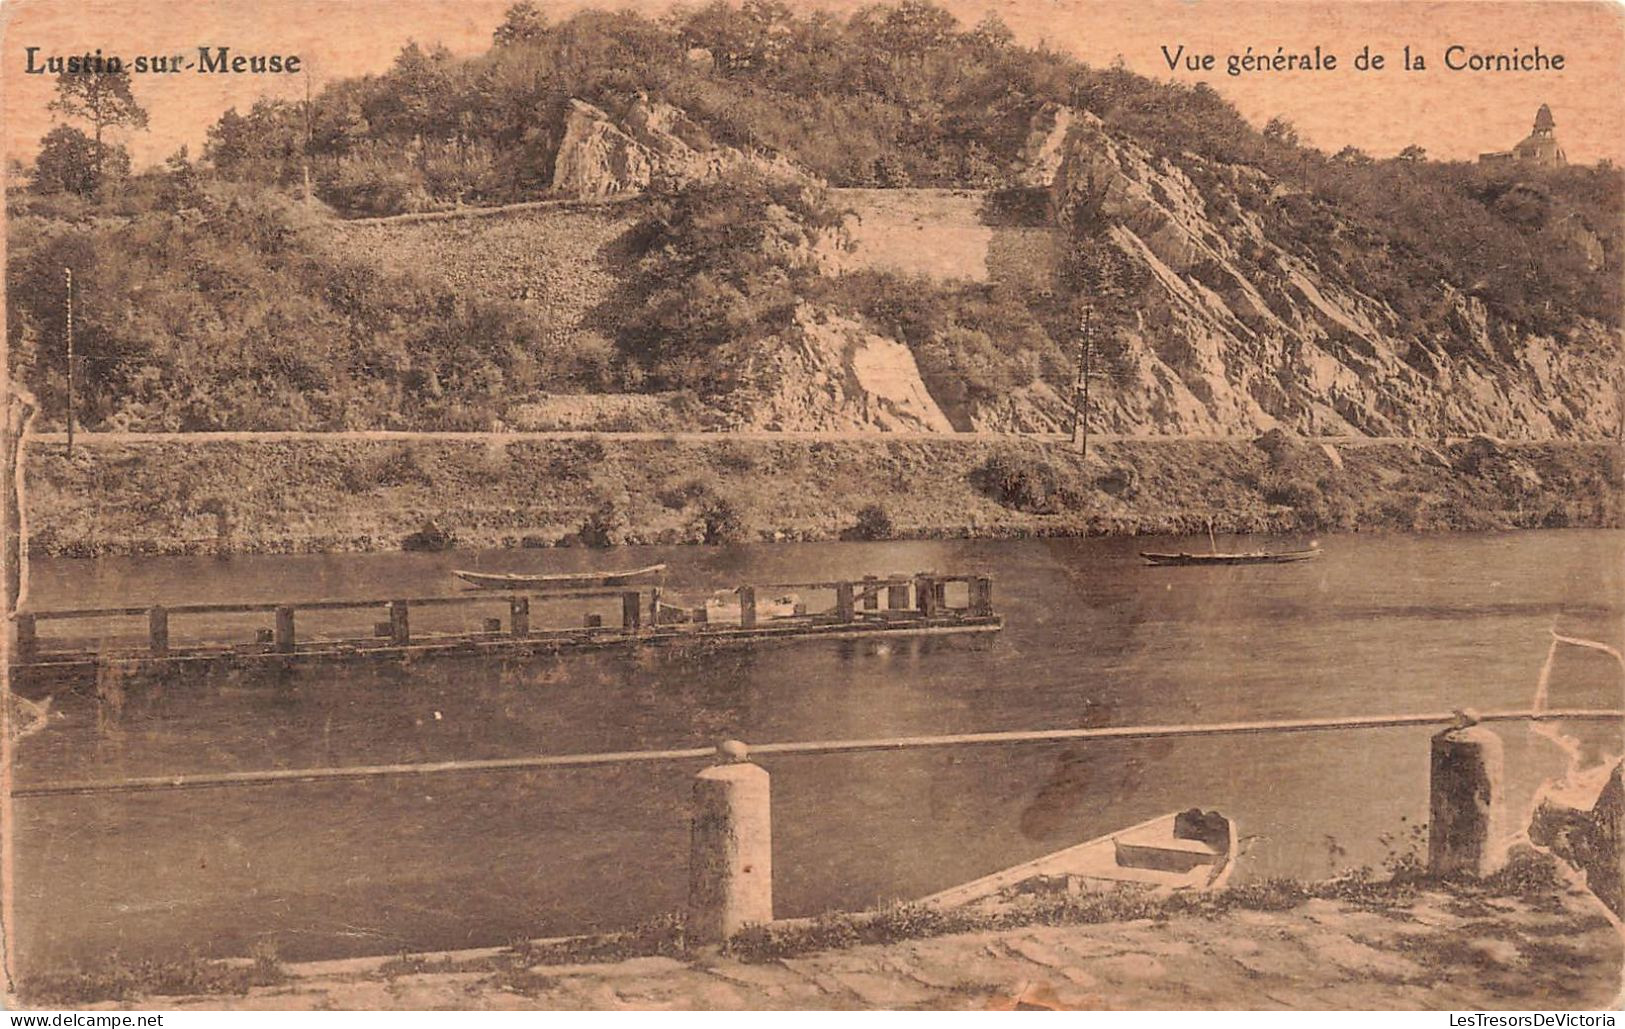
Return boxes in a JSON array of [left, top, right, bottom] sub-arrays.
[[1555, 214, 1605, 272], [1013, 102, 1075, 188], [724, 305, 954, 432], [1037, 111, 1621, 439], [552, 96, 802, 197]]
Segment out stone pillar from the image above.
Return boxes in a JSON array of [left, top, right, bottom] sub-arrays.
[[510, 597, 530, 638], [274, 606, 296, 654], [1429, 715, 1506, 877], [737, 586, 757, 629], [148, 605, 169, 656], [688, 741, 772, 945], [622, 591, 642, 632], [389, 600, 410, 646]]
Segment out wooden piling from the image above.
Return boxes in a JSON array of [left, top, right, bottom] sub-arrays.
[[510, 597, 530, 638], [887, 583, 910, 610], [861, 576, 879, 611], [835, 582, 856, 622], [14, 613, 37, 664], [1429, 718, 1506, 877], [738, 586, 757, 629], [389, 601, 410, 646], [148, 606, 169, 656], [934, 580, 948, 609], [274, 606, 296, 654], [688, 742, 773, 945], [622, 591, 641, 631], [916, 575, 938, 617], [970, 577, 994, 618]]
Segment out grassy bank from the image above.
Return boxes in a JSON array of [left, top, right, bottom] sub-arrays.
[[23, 434, 1622, 557]]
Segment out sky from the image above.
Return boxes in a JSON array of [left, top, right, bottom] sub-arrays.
[[2, 0, 1622, 170]]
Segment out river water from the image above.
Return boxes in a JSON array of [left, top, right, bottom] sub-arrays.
[[10, 530, 1623, 970]]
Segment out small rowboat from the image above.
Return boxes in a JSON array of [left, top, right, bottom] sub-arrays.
[[453, 563, 667, 590], [1140, 549, 1320, 566], [922, 809, 1237, 908]]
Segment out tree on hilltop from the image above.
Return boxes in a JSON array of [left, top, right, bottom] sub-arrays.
[[494, 2, 548, 47], [48, 67, 148, 182]]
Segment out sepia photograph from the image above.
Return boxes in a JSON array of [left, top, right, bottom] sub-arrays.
[[0, 0, 1621, 1013]]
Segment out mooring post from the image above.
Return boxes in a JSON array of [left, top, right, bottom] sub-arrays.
[[835, 581, 856, 622], [916, 574, 938, 617], [688, 740, 772, 946], [970, 576, 994, 618], [148, 605, 169, 656], [389, 600, 410, 647], [274, 606, 296, 654], [1428, 711, 1507, 877], [887, 581, 910, 610], [622, 591, 641, 632], [738, 586, 757, 629], [14, 613, 37, 664], [861, 575, 879, 611], [510, 597, 530, 638]]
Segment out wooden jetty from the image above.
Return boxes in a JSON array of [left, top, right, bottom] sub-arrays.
[[7, 572, 999, 689]]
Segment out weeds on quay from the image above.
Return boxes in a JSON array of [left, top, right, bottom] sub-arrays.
[[24, 944, 287, 1005]]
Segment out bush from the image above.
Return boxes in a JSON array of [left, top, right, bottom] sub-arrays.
[[974, 450, 1076, 514], [576, 501, 627, 548], [699, 496, 751, 545], [850, 503, 894, 541], [401, 519, 457, 552]]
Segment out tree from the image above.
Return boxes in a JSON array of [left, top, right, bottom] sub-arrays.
[[31, 125, 128, 196], [969, 12, 1014, 51], [1262, 116, 1299, 148], [1333, 144, 1372, 165], [1397, 144, 1427, 163], [493, 1, 548, 47], [48, 67, 148, 181]]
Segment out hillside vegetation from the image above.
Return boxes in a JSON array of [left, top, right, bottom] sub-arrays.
[[5, 1, 1620, 437], [25, 435, 1621, 557]]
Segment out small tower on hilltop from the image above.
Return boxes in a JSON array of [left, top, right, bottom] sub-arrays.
[[1480, 104, 1567, 167]]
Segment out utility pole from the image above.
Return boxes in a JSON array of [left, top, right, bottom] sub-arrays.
[[64, 266, 74, 456], [1070, 305, 1092, 454]]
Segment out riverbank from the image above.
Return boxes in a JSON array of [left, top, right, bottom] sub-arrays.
[[22, 433, 1621, 557], [26, 858, 1623, 1010]]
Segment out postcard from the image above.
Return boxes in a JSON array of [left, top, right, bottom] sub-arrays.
[[2, 0, 1621, 1012]]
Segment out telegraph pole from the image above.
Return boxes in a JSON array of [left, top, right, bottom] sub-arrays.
[[1070, 305, 1092, 454], [64, 266, 74, 456]]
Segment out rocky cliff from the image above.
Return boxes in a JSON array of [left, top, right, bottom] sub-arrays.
[[1040, 111, 1621, 440], [347, 97, 1618, 441], [721, 305, 954, 432], [552, 95, 803, 197]]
